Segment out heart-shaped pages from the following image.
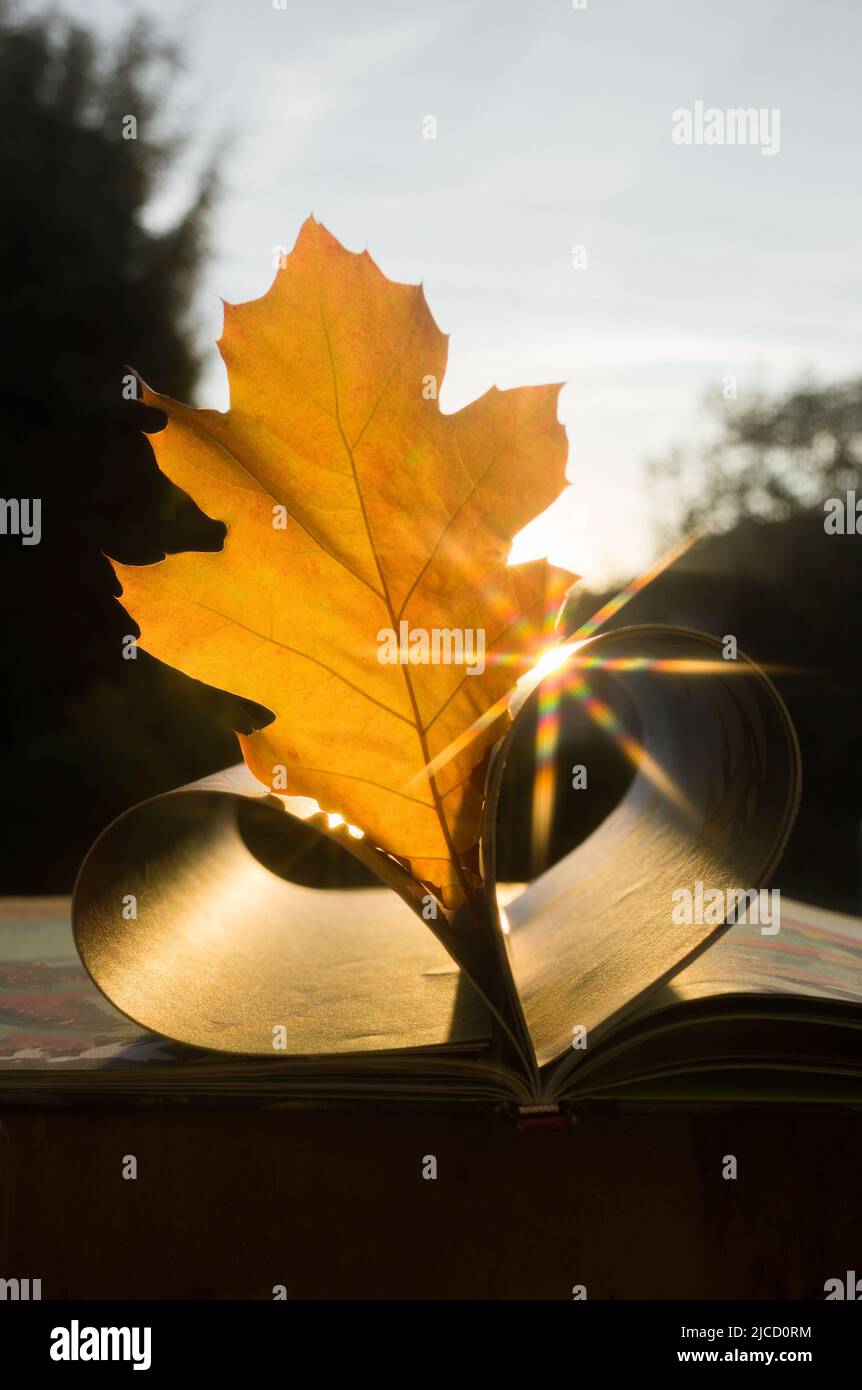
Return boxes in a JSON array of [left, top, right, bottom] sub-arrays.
[[71, 626, 800, 1074]]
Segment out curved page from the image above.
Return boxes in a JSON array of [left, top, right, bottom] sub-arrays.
[[72, 771, 489, 1055], [492, 626, 801, 1067]]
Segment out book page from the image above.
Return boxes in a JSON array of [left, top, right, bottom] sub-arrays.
[[553, 900, 862, 1104], [70, 790, 490, 1056], [649, 897, 862, 1007], [494, 627, 801, 1067], [1, 898, 527, 1105]]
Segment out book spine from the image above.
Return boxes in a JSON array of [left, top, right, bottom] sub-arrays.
[[516, 1104, 572, 1132]]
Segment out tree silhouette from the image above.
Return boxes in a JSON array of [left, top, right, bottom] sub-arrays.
[[648, 376, 862, 539], [0, 8, 254, 890]]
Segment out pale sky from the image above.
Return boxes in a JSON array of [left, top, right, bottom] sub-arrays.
[[53, 0, 862, 585]]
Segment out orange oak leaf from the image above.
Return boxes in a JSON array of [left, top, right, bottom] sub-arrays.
[[113, 218, 574, 907]]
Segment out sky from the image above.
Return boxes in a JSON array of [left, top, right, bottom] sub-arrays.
[[52, 0, 862, 586]]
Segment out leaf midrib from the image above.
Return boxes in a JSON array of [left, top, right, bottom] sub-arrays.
[[314, 253, 476, 904]]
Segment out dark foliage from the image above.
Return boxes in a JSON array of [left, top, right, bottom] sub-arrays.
[[0, 8, 259, 890]]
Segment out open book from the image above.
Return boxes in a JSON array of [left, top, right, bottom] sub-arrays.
[[2, 627, 860, 1112]]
